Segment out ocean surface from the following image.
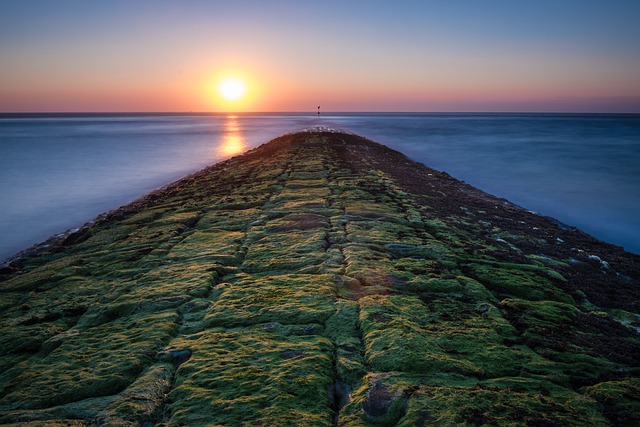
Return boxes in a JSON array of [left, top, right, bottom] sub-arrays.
[[1, 112, 639, 261]]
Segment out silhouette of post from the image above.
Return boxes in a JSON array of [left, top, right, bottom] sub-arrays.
[[317, 106, 320, 116]]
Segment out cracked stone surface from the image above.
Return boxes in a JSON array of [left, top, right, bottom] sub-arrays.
[[1, 131, 639, 426]]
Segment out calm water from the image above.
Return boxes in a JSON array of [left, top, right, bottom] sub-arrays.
[[1, 113, 639, 260]]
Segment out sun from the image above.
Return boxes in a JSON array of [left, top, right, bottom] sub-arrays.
[[218, 78, 246, 101]]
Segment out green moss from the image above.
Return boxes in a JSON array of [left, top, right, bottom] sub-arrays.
[[0, 354, 32, 393], [324, 301, 367, 387], [0, 311, 178, 410], [345, 223, 421, 246], [268, 187, 330, 207], [242, 229, 328, 273], [396, 276, 463, 294], [1, 255, 85, 292], [341, 373, 409, 426], [583, 378, 640, 426], [166, 229, 244, 264], [196, 208, 260, 231], [468, 263, 573, 303], [457, 276, 500, 304], [285, 178, 328, 188], [119, 207, 166, 225], [526, 253, 571, 268], [266, 212, 329, 232], [76, 262, 213, 328], [500, 298, 580, 331], [342, 244, 395, 287], [156, 211, 200, 226], [404, 380, 605, 426], [0, 321, 66, 354], [71, 224, 138, 251], [0, 293, 22, 313], [0, 278, 106, 358], [0, 421, 87, 426], [98, 362, 173, 425], [608, 308, 640, 333], [213, 196, 270, 210], [341, 373, 608, 426], [341, 191, 404, 217], [205, 274, 337, 327], [321, 247, 346, 274], [1, 131, 638, 425], [359, 295, 542, 378], [166, 329, 334, 426]]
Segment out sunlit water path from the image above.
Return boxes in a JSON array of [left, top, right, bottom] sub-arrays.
[[1, 112, 638, 260]]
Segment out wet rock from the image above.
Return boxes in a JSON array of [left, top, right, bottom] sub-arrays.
[[281, 349, 305, 359], [60, 227, 92, 246], [362, 377, 406, 420], [362, 380, 395, 417], [328, 379, 352, 413], [588, 254, 610, 269], [171, 349, 192, 366]]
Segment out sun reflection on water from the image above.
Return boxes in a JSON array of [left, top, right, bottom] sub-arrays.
[[220, 115, 247, 156], [221, 134, 245, 156]]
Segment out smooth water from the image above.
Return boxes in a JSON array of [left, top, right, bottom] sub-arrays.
[[1, 113, 638, 260]]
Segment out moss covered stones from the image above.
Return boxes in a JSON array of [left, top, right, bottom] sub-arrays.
[[1, 131, 639, 425]]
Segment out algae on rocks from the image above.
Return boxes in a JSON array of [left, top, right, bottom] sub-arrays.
[[1, 131, 639, 426]]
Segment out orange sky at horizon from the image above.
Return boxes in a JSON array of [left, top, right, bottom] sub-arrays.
[[1, 1, 639, 113]]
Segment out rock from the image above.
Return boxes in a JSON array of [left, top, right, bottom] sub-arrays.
[[362, 376, 405, 421], [0, 130, 638, 425], [281, 349, 305, 359], [170, 349, 192, 366]]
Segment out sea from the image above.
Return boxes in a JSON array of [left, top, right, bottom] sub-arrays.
[[1, 112, 639, 261]]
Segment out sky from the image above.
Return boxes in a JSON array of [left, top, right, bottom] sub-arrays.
[[1, 0, 639, 113]]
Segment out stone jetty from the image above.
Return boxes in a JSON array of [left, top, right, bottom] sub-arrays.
[[1, 130, 639, 426]]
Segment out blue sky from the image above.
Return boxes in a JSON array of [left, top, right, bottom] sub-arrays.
[[1, 0, 639, 112]]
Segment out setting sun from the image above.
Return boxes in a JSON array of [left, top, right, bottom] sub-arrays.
[[218, 78, 246, 102]]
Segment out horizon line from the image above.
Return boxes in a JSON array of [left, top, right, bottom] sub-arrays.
[[1, 110, 639, 116]]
